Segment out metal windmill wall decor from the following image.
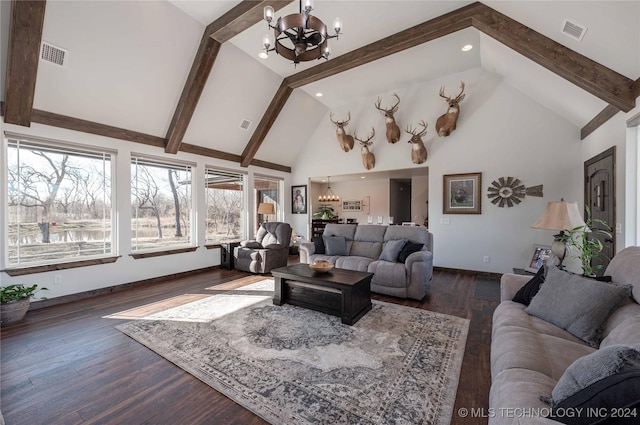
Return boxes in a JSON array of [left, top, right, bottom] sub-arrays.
[[487, 177, 543, 207]]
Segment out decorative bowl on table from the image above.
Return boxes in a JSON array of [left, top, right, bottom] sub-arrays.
[[309, 260, 334, 273]]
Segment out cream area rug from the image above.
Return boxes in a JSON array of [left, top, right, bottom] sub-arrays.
[[116, 279, 469, 425]]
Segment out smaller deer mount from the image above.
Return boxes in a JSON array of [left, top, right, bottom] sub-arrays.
[[405, 120, 428, 165], [330, 112, 355, 152], [436, 81, 465, 137], [354, 127, 376, 170], [374, 93, 401, 144]]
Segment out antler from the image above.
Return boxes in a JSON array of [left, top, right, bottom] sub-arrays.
[[440, 81, 466, 102], [330, 111, 351, 126], [374, 93, 400, 113], [455, 81, 465, 101], [439, 86, 449, 100], [405, 120, 428, 137], [354, 127, 375, 144]]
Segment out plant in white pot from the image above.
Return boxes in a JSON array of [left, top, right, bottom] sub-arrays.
[[1, 284, 48, 323]]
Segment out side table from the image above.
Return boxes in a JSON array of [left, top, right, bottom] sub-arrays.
[[220, 241, 240, 270]]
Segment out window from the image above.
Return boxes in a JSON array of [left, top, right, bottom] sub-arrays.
[[254, 175, 282, 225], [131, 156, 193, 251], [5, 137, 114, 266], [205, 168, 246, 243]]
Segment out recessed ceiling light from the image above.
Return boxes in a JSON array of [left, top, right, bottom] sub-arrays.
[[258, 52, 268, 59], [461, 44, 473, 52], [361, 176, 366, 179], [315, 92, 323, 97]]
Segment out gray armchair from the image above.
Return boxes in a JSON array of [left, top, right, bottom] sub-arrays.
[[234, 222, 292, 274]]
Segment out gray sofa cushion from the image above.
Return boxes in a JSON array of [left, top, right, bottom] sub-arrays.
[[601, 316, 640, 347], [368, 260, 407, 288], [350, 225, 386, 259], [604, 246, 640, 303], [525, 267, 632, 347], [335, 256, 374, 272], [323, 235, 348, 256], [544, 344, 640, 407], [379, 239, 406, 262], [384, 225, 432, 252]]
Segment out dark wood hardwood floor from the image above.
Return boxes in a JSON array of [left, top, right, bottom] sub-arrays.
[[1, 264, 499, 425]]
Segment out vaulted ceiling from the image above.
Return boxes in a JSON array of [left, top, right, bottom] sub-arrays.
[[2, 1, 639, 173]]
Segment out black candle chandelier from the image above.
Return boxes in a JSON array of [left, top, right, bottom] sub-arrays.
[[263, 0, 342, 66]]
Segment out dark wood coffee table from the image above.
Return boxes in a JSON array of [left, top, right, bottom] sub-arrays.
[[271, 263, 373, 325]]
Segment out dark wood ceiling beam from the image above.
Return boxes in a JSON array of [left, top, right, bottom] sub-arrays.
[[241, 82, 293, 167], [164, 35, 221, 154], [205, 0, 293, 43], [4, 0, 46, 127], [178, 143, 242, 163], [164, 0, 294, 155], [285, 2, 481, 89], [471, 4, 636, 112], [31, 109, 167, 148], [249, 158, 291, 173], [581, 77, 640, 139], [580, 105, 619, 140]]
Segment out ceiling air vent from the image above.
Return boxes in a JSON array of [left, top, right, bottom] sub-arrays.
[[239, 119, 252, 130], [561, 19, 587, 42], [41, 42, 67, 66]]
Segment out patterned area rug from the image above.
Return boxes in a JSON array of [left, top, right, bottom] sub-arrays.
[[116, 279, 469, 425]]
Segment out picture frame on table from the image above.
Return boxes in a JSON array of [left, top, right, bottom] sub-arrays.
[[525, 244, 553, 273], [291, 185, 307, 214], [443, 172, 482, 214]]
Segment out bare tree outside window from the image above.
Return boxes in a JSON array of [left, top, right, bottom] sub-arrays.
[[131, 158, 192, 251], [6, 140, 113, 266], [205, 169, 245, 243]]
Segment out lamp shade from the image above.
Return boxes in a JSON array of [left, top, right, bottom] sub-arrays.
[[531, 201, 586, 231], [257, 202, 275, 215]]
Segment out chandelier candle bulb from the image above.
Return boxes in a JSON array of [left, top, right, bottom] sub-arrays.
[[334, 18, 342, 35], [264, 6, 274, 23]]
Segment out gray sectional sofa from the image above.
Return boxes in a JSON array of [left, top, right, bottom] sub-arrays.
[[299, 223, 433, 300], [490, 246, 640, 424]]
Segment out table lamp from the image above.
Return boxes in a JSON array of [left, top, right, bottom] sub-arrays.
[[531, 199, 586, 269], [258, 202, 275, 223]]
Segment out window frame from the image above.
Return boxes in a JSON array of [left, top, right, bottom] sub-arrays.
[[3, 133, 117, 269], [204, 166, 248, 245], [130, 154, 196, 253]]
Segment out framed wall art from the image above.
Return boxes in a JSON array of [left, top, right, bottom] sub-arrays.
[[525, 244, 553, 273], [291, 185, 307, 214], [443, 172, 482, 214], [342, 200, 362, 212]]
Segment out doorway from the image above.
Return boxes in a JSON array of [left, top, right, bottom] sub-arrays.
[[584, 147, 616, 275], [389, 179, 411, 224]]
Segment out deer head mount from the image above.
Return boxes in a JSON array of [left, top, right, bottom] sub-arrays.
[[354, 127, 376, 170], [435, 81, 465, 137], [405, 120, 428, 164], [329, 112, 355, 152], [374, 93, 401, 144]]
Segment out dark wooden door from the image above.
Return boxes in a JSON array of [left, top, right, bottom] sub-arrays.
[[584, 147, 616, 276]]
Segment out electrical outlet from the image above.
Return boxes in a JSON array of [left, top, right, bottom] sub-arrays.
[[440, 218, 450, 225], [54, 275, 62, 284], [616, 223, 622, 234], [483, 256, 490, 263]]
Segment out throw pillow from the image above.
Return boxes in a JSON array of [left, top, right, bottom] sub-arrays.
[[525, 267, 632, 347], [323, 235, 348, 256], [379, 239, 407, 262], [312, 236, 325, 254], [513, 265, 547, 305], [541, 344, 640, 407], [397, 242, 424, 263], [241, 241, 263, 249], [549, 370, 640, 425]]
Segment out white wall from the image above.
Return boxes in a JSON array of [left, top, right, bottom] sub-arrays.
[[289, 68, 584, 273], [0, 121, 291, 300]]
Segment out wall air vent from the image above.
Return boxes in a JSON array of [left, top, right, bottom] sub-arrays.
[[239, 119, 252, 130], [561, 19, 587, 42], [41, 42, 67, 66]]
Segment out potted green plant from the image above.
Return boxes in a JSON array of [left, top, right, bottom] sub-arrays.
[[566, 206, 612, 277], [1, 284, 48, 323], [313, 205, 336, 220]]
